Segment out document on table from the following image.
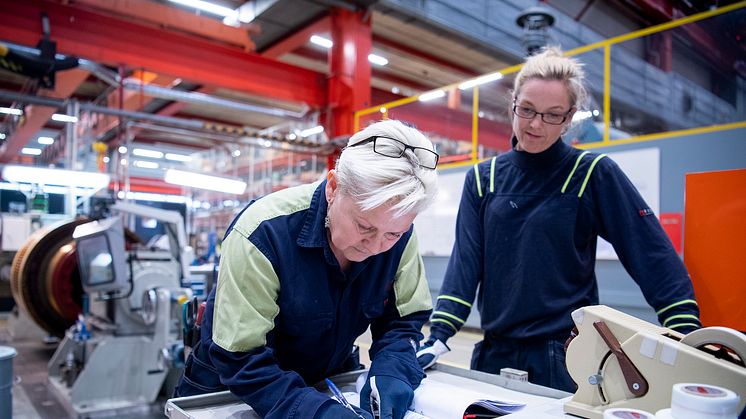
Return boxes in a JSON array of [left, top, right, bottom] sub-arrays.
[[354, 371, 550, 418]]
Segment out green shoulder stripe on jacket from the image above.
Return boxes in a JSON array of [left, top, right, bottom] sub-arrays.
[[212, 229, 280, 352], [393, 231, 433, 317], [561, 151, 589, 193], [473, 163, 483, 198], [578, 154, 607, 198], [232, 181, 318, 238]]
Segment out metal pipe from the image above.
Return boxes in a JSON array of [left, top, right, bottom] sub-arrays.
[[1, 42, 309, 119], [121, 80, 308, 119]]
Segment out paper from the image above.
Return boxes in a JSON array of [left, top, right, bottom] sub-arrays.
[[354, 371, 543, 418]]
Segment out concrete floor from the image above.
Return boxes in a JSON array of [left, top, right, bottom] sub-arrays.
[[0, 315, 483, 418]]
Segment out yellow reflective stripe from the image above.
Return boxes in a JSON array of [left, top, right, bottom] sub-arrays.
[[663, 314, 700, 328], [656, 299, 698, 315], [561, 151, 589, 193], [437, 295, 473, 308], [473, 163, 483, 198], [431, 318, 459, 333], [667, 323, 700, 330], [578, 154, 607, 198], [489, 156, 497, 193], [433, 310, 466, 325]]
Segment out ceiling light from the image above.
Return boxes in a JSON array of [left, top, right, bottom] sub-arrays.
[[165, 153, 192, 162], [2, 165, 110, 189], [0, 133, 6, 140], [458, 72, 503, 90], [572, 110, 594, 122], [287, 133, 297, 140], [165, 169, 246, 194], [132, 148, 164, 159], [133, 160, 160, 169], [21, 147, 42, 155], [38, 136, 55, 145], [103, 156, 110, 163], [310, 35, 333, 49], [118, 146, 127, 154], [232, 149, 241, 157], [300, 125, 324, 137], [418, 90, 446, 102], [368, 54, 389, 66], [391, 87, 400, 94], [167, 0, 236, 18], [52, 114, 78, 123], [379, 107, 387, 114], [0, 107, 22, 116]]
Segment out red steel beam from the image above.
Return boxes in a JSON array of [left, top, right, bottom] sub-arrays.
[[0, 0, 326, 107]]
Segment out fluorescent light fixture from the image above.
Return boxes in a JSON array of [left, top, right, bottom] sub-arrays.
[[592, 109, 600, 116], [165, 152, 192, 162], [21, 147, 42, 155], [368, 54, 388, 66], [165, 169, 246, 194], [167, 0, 236, 18], [458, 72, 503, 90], [103, 156, 110, 163], [310, 35, 333, 48], [418, 90, 446, 102], [300, 125, 324, 137], [132, 148, 164, 159], [117, 190, 190, 204], [2, 165, 110, 189], [380, 107, 387, 114], [118, 146, 127, 154], [391, 86, 400, 94], [52, 113, 78, 123], [232, 149, 241, 157], [0, 107, 22, 116], [287, 133, 297, 140], [0, 133, 5, 140], [38, 136, 55, 145], [133, 160, 160, 169]]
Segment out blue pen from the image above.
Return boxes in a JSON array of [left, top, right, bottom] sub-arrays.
[[325, 378, 363, 418]]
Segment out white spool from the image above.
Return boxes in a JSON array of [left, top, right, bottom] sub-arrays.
[[603, 407, 655, 419], [656, 383, 740, 419]]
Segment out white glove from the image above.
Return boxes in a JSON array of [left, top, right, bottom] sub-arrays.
[[416, 337, 450, 370]]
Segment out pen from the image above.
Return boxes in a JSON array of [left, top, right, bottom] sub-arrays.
[[325, 378, 363, 418]]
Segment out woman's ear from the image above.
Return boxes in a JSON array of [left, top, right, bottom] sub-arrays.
[[561, 107, 577, 134], [325, 170, 337, 203]]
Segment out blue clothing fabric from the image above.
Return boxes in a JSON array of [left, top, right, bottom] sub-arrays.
[[176, 181, 431, 418], [430, 138, 699, 387]]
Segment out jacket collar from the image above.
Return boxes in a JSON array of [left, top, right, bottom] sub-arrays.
[[508, 136, 571, 169], [297, 180, 328, 248]]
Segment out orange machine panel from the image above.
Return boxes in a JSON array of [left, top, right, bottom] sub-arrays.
[[684, 168, 746, 330]]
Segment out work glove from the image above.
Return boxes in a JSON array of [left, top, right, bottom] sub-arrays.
[[360, 375, 414, 419], [314, 400, 373, 419], [416, 336, 450, 370]]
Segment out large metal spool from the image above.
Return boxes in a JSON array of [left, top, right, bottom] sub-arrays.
[[10, 218, 89, 337]]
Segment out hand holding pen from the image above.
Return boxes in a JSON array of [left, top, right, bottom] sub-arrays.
[[325, 378, 368, 419]]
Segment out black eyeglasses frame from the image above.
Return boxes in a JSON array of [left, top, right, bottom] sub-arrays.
[[347, 136, 440, 169]]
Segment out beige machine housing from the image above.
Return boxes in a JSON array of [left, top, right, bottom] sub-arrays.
[[564, 305, 746, 418]]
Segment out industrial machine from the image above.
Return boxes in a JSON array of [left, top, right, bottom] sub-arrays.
[[11, 202, 194, 416], [564, 305, 746, 418]]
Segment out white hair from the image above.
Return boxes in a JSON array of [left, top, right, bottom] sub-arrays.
[[335, 120, 439, 217]]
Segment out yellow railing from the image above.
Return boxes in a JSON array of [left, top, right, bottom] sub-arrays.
[[354, 1, 746, 169]]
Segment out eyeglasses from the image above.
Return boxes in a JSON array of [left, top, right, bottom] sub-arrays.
[[348, 136, 439, 169], [512, 103, 572, 125]]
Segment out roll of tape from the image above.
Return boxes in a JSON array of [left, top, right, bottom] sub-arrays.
[[670, 383, 740, 419], [603, 407, 655, 418]]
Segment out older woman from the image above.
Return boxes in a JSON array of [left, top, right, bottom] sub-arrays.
[[418, 47, 700, 392], [176, 119, 439, 419]]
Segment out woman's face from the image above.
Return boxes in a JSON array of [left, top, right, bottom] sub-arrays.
[[325, 171, 415, 264], [512, 78, 575, 154]]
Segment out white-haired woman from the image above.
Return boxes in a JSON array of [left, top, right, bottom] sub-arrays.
[[177, 120, 439, 419], [418, 47, 700, 392]]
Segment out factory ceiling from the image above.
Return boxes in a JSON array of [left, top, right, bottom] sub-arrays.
[[0, 0, 742, 170]]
